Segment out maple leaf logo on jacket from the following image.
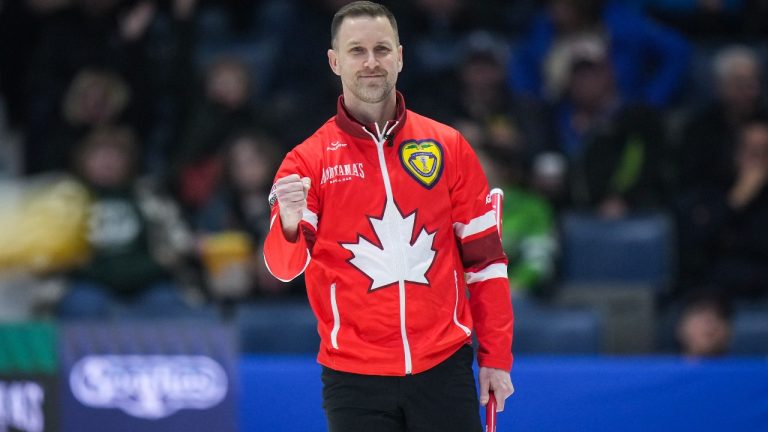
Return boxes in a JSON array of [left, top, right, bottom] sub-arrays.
[[341, 201, 437, 291]]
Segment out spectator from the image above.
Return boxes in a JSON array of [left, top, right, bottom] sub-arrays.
[[678, 45, 767, 192], [57, 125, 198, 320], [676, 293, 733, 357], [480, 146, 558, 297], [509, 0, 690, 108], [412, 32, 555, 160], [553, 35, 670, 216], [24, 0, 159, 174], [33, 68, 135, 174], [677, 117, 768, 300], [173, 55, 266, 209], [397, 0, 509, 88], [196, 130, 300, 300]]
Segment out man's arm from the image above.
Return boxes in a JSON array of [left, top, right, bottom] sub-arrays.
[[633, 8, 690, 107], [273, 174, 312, 241], [449, 132, 514, 410], [263, 153, 319, 282]]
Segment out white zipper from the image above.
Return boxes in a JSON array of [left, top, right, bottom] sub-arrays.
[[362, 121, 413, 375], [330, 283, 340, 349], [453, 271, 472, 337]]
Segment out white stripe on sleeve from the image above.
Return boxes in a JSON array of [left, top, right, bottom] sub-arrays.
[[465, 262, 508, 284], [302, 209, 318, 230], [269, 210, 318, 231], [453, 210, 496, 240]]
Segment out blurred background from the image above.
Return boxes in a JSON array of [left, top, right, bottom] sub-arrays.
[[0, 0, 767, 431]]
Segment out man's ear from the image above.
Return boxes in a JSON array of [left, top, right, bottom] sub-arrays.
[[398, 45, 404, 72], [328, 49, 341, 76]]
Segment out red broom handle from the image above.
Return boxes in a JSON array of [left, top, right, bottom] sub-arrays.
[[490, 188, 504, 239], [486, 188, 504, 432]]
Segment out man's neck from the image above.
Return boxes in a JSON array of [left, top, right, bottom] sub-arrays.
[[342, 91, 398, 128]]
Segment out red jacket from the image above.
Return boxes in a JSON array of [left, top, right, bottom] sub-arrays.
[[264, 92, 513, 376]]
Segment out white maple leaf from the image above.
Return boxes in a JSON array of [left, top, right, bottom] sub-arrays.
[[341, 202, 437, 291]]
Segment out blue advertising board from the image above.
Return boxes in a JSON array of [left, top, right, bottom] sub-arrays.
[[240, 355, 768, 432], [59, 322, 238, 432]]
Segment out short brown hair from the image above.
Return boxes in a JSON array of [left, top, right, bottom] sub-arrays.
[[63, 68, 130, 126], [331, 1, 399, 49]]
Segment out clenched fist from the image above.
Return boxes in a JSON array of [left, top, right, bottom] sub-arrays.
[[274, 174, 311, 241]]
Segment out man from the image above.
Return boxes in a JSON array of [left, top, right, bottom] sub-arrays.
[[263, 2, 514, 431], [677, 117, 768, 301], [676, 293, 733, 358], [678, 45, 767, 192]]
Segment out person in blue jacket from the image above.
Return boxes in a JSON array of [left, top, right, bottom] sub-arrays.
[[508, 0, 690, 108]]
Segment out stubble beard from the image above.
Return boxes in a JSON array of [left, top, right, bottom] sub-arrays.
[[349, 73, 395, 104]]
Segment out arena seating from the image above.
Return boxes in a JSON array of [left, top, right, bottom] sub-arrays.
[[235, 300, 319, 353], [512, 297, 602, 354], [556, 211, 675, 353], [559, 211, 675, 290], [730, 305, 768, 355]]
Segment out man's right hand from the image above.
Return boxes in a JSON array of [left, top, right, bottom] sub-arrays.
[[274, 174, 311, 241]]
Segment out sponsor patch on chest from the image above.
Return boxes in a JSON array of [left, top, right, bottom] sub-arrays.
[[320, 162, 366, 185], [398, 139, 444, 189]]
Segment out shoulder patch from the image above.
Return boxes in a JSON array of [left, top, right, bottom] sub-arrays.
[[268, 183, 278, 208], [398, 139, 444, 189]]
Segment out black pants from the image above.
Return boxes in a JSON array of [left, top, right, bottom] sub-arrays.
[[321, 345, 482, 432]]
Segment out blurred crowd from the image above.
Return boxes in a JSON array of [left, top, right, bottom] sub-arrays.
[[1, 0, 767, 357]]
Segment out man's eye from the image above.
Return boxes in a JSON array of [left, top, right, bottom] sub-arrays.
[[350, 47, 364, 54]]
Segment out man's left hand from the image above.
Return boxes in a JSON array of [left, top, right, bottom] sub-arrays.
[[478, 367, 514, 412]]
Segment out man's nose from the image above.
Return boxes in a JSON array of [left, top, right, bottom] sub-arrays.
[[363, 51, 379, 69]]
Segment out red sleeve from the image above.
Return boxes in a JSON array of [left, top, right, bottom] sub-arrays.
[[263, 147, 320, 282], [449, 132, 514, 371]]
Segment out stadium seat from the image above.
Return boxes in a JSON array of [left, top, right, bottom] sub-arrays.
[[556, 286, 656, 353], [512, 297, 603, 354], [730, 307, 768, 355], [235, 301, 319, 353], [557, 212, 672, 353], [559, 211, 675, 290]]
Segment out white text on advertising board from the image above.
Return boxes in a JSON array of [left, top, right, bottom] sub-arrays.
[[0, 381, 44, 432], [70, 355, 228, 419]]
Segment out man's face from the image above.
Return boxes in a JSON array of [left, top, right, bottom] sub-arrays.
[[719, 59, 761, 112], [328, 16, 403, 105], [207, 63, 250, 110], [568, 60, 613, 110], [678, 308, 731, 357], [82, 142, 131, 187]]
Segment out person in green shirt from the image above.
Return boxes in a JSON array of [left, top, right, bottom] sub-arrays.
[[481, 146, 558, 296], [56, 125, 197, 319]]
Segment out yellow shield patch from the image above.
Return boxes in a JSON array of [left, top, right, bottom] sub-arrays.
[[398, 139, 444, 189]]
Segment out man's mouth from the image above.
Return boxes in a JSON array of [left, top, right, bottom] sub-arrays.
[[359, 74, 385, 79]]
